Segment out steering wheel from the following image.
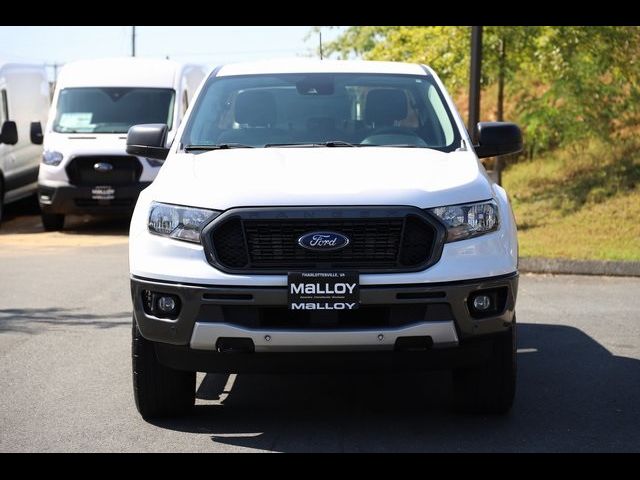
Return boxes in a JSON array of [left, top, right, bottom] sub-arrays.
[[367, 126, 418, 137], [361, 126, 427, 146]]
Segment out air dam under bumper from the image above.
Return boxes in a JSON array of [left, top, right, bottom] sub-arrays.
[[131, 273, 517, 356], [39, 183, 151, 215]]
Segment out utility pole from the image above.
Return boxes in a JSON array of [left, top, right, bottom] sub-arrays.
[[319, 29, 323, 60], [468, 26, 483, 141], [495, 36, 506, 185], [497, 37, 506, 122], [132, 26, 136, 57]]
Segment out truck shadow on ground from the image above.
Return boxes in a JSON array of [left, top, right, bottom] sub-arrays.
[[149, 323, 640, 452], [0, 308, 131, 333]]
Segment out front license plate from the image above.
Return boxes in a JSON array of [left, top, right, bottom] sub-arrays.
[[288, 272, 359, 310], [91, 185, 115, 200]]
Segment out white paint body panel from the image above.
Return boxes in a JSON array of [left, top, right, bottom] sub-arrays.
[[129, 60, 518, 287]]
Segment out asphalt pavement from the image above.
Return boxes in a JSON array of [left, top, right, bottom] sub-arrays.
[[1, 200, 639, 452]]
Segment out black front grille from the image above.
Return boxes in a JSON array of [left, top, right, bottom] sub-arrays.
[[206, 208, 442, 273], [245, 218, 404, 268], [212, 218, 248, 268], [66, 155, 142, 186]]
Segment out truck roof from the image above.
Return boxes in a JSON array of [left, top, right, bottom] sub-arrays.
[[216, 58, 429, 77], [55, 57, 196, 89]]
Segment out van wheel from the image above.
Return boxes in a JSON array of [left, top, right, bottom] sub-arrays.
[[41, 213, 65, 231], [132, 317, 196, 420], [452, 324, 516, 414]]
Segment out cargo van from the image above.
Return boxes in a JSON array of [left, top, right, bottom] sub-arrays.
[[0, 62, 50, 225], [38, 58, 208, 231]]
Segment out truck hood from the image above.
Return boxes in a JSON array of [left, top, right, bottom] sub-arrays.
[[151, 147, 494, 210]]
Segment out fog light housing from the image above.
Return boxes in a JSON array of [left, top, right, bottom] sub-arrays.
[[467, 287, 508, 319], [157, 296, 177, 313], [472, 294, 491, 311], [141, 290, 181, 319]]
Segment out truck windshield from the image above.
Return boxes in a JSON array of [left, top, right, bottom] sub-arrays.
[[181, 73, 460, 151], [53, 87, 175, 134]]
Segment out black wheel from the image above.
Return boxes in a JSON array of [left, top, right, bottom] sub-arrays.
[[41, 213, 65, 231], [132, 317, 196, 419], [452, 323, 517, 414]]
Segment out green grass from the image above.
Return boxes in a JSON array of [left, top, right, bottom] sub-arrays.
[[502, 139, 640, 261]]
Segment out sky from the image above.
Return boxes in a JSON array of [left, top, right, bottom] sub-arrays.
[[0, 26, 345, 81]]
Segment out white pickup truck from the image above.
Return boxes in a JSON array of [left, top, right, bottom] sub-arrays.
[[127, 59, 522, 419]]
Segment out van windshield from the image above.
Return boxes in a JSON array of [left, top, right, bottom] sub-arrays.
[[181, 73, 460, 151], [53, 87, 175, 134]]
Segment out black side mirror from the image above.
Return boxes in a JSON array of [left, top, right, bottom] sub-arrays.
[[126, 124, 169, 160], [474, 122, 523, 158], [0, 120, 18, 145], [30, 121, 44, 145]]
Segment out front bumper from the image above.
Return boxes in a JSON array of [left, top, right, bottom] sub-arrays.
[[131, 273, 518, 356], [38, 183, 151, 215]]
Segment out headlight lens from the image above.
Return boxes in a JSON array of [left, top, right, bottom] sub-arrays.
[[148, 202, 220, 243], [42, 150, 63, 166], [429, 200, 499, 242]]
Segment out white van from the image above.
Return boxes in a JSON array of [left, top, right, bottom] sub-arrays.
[[38, 57, 208, 231], [0, 62, 50, 225]]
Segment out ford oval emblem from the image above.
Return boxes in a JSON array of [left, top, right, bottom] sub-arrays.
[[298, 231, 350, 251], [94, 162, 114, 172]]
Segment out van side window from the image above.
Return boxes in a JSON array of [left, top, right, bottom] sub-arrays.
[[0, 89, 8, 123]]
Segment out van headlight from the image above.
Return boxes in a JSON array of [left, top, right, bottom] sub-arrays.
[[148, 202, 220, 243], [429, 200, 499, 242], [42, 150, 63, 166]]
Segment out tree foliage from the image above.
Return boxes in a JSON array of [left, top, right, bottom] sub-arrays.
[[321, 26, 640, 155]]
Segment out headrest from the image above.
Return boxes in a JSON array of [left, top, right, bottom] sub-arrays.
[[364, 89, 408, 125], [235, 90, 277, 127]]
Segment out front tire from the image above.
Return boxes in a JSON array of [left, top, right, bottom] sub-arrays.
[[452, 324, 516, 414], [132, 318, 196, 419], [41, 213, 65, 231]]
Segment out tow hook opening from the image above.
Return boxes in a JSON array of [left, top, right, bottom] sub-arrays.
[[216, 337, 255, 354], [394, 336, 434, 352]]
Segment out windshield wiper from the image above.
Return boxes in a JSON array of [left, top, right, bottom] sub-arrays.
[[264, 141, 356, 148], [184, 143, 254, 152]]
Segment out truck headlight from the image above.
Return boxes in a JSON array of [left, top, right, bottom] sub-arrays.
[[42, 150, 63, 166], [429, 200, 499, 242], [148, 202, 220, 243]]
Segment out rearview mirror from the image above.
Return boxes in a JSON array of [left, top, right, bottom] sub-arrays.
[[30, 121, 44, 145], [474, 122, 523, 158], [0, 120, 18, 145], [126, 124, 169, 160]]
